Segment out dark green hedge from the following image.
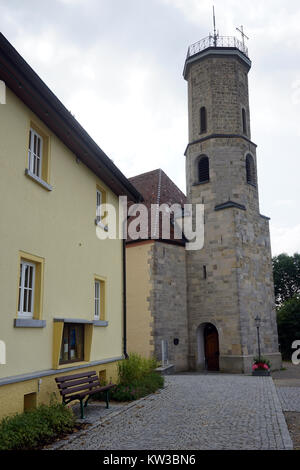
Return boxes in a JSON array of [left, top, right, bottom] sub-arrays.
[[0, 403, 75, 450]]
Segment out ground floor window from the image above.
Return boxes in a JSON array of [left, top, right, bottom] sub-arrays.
[[17, 252, 44, 319], [59, 323, 84, 364], [18, 261, 36, 317], [94, 280, 101, 320], [94, 277, 106, 320]]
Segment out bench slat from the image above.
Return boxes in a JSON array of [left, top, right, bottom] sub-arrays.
[[63, 383, 115, 399], [57, 376, 99, 390], [61, 382, 101, 396], [75, 384, 116, 399], [55, 370, 97, 383]]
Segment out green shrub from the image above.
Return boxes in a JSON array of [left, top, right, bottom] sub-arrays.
[[118, 353, 159, 383], [277, 296, 300, 360], [111, 353, 164, 402], [0, 403, 75, 450]]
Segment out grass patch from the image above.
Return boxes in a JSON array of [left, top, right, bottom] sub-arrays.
[[0, 402, 75, 450], [110, 353, 164, 402]]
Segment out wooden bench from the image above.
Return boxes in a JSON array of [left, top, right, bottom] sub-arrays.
[[55, 370, 116, 419]]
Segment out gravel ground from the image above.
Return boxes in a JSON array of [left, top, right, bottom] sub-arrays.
[[50, 374, 293, 451]]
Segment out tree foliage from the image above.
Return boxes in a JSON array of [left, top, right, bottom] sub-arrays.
[[277, 296, 300, 360], [272, 253, 300, 305]]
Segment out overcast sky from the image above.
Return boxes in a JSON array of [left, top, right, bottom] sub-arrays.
[[1, 0, 299, 256]]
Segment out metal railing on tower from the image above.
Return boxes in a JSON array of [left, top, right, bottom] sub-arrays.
[[187, 35, 249, 59]]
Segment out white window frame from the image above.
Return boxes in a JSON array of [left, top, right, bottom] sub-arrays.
[[96, 189, 102, 224], [28, 128, 43, 178], [94, 280, 101, 320], [18, 261, 36, 318]]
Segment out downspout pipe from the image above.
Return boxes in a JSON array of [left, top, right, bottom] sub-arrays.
[[122, 197, 143, 360], [123, 236, 129, 359]]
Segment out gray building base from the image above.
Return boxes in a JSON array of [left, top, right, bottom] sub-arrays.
[[220, 353, 282, 374], [156, 364, 175, 375], [188, 352, 282, 374]]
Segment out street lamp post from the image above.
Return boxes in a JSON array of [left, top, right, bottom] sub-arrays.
[[255, 315, 261, 361]]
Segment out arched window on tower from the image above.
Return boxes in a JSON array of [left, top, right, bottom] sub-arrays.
[[246, 154, 256, 186], [242, 108, 247, 135], [198, 155, 209, 183], [200, 107, 207, 134]]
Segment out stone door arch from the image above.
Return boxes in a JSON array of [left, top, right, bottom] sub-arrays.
[[196, 322, 220, 371]]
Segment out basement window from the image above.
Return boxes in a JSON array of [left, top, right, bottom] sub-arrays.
[[59, 323, 84, 364]]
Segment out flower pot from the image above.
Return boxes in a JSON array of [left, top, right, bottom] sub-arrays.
[[252, 369, 270, 376]]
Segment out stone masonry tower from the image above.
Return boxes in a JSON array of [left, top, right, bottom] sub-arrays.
[[183, 33, 281, 373]]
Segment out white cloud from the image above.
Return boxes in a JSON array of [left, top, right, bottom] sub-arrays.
[[270, 223, 300, 256], [292, 79, 300, 105], [274, 200, 296, 209], [0, 0, 299, 235]]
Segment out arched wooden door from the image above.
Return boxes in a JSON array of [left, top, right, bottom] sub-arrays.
[[204, 324, 219, 371]]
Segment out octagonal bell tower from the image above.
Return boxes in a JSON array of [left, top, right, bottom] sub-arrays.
[[184, 33, 281, 373]]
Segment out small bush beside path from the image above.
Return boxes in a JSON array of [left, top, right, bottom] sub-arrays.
[[106, 353, 164, 402]]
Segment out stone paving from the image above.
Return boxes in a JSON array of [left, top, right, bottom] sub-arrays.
[[277, 388, 300, 412], [273, 361, 300, 414], [53, 374, 293, 450]]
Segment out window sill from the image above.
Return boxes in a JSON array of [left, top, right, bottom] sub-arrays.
[[54, 318, 94, 324], [14, 318, 46, 328], [56, 361, 88, 369], [192, 180, 210, 186], [93, 320, 108, 327], [94, 219, 108, 231], [25, 169, 53, 191]]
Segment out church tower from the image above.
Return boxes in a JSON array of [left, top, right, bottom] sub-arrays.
[[183, 31, 281, 373]]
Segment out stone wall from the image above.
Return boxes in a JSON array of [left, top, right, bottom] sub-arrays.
[[184, 50, 281, 373], [148, 241, 189, 372], [186, 55, 251, 143]]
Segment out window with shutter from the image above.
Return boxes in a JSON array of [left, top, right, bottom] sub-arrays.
[[200, 106, 207, 133], [246, 154, 256, 185], [242, 108, 247, 135], [198, 155, 209, 183]]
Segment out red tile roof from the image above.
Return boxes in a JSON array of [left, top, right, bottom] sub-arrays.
[[126, 169, 186, 245]]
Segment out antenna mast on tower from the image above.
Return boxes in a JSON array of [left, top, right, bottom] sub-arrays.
[[212, 5, 219, 46], [236, 25, 249, 49]]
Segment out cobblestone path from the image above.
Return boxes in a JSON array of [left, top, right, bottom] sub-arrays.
[[56, 374, 293, 450], [277, 387, 300, 412]]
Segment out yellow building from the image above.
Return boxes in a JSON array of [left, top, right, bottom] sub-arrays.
[[126, 170, 189, 372], [0, 33, 140, 420]]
